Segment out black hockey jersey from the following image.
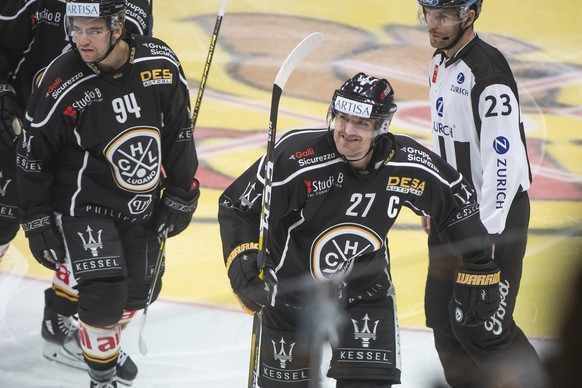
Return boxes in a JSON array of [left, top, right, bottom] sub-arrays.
[[427, 35, 531, 234], [219, 129, 492, 304], [16, 34, 197, 224], [0, 0, 152, 105]]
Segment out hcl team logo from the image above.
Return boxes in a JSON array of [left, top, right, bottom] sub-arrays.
[[493, 136, 510, 154], [310, 223, 383, 281], [104, 127, 161, 192], [436, 96, 444, 117]]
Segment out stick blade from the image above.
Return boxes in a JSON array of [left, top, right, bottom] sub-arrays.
[[274, 32, 324, 90], [218, 0, 227, 16]]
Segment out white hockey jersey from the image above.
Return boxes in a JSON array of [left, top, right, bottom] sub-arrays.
[[427, 34, 532, 234]]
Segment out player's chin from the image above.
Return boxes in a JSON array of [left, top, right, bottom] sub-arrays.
[[78, 50, 95, 61], [337, 143, 363, 159], [429, 37, 447, 48]]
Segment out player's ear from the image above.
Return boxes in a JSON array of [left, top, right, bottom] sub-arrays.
[[465, 9, 476, 25], [112, 24, 123, 40]]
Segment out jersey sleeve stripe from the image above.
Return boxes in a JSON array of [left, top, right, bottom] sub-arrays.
[[387, 160, 464, 188], [30, 73, 98, 127]]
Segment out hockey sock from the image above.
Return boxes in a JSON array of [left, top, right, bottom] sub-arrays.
[[118, 310, 137, 329], [51, 263, 79, 304], [79, 322, 121, 372]]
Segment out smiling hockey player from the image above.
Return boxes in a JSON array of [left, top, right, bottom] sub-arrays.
[[218, 73, 501, 388]]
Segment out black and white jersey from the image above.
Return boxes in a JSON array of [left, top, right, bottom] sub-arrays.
[[427, 34, 531, 234], [219, 129, 491, 304], [16, 34, 197, 224], [0, 0, 152, 105]]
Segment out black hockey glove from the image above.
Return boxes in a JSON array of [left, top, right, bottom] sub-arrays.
[[21, 213, 66, 271], [226, 244, 277, 314], [154, 179, 200, 238], [452, 261, 501, 327], [0, 81, 23, 151]]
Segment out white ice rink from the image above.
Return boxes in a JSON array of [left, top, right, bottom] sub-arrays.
[[0, 263, 554, 388]]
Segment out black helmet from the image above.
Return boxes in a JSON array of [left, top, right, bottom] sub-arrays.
[[328, 73, 397, 135], [417, 0, 483, 21], [65, 0, 127, 31]]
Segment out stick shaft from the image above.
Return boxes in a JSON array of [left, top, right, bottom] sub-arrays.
[[248, 32, 323, 388], [191, 0, 227, 129]]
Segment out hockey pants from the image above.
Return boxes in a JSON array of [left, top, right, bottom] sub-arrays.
[[425, 191, 546, 387]]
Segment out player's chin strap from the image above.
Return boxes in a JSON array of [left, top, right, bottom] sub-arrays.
[[442, 15, 475, 51], [343, 147, 373, 164], [92, 31, 123, 64]]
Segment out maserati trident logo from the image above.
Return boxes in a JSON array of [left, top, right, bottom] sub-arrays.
[[352, 314, 379, 348], [78, 225, 103, 257], [0, 171, 11, 197], [272, 337, 295, 368], [453, 182, 473, 205], [240, 181, 260, 209], [21, 130, 34, 154]]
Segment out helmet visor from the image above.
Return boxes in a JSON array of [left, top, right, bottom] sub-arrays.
[[332, 111, 378, 139], [416, 0, 477, 27], [417, 4, 467, 27]]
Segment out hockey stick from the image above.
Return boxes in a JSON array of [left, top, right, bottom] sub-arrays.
[[138, 227, 168, 356], [192, 0, 227, 129], [248, 31, 324, 388], [148, 0, 154, 35], [136, 0, 226, 356]]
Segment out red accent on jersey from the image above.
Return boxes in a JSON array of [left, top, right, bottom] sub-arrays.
[[55, 263, 71, 285]]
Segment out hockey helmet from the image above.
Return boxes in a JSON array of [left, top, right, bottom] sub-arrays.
[[417, 0, 482, 24], [65, 0, 127, 34], [328, 73, 397, 136]]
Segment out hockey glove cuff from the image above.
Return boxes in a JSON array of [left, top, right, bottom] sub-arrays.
[[0, 81, 23, 151], [154, 179, 200, 238], [21, 213, 66, 271], [225, 243, 277, 315], [452, 261, 501, 327]]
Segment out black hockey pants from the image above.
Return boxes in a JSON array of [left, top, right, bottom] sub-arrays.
[[424, 191, 547, 388]]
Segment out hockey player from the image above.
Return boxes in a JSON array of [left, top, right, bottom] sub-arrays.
[[416, 0, 546, 386], [0, 0, 151, 385], [218, 73, 501, 388], [16, 0, 199, 386]]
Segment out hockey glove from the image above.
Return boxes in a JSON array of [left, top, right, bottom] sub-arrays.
[[154, 179, 200, 238], [21, 213, 66, 271], [452, 261, 501, 327], [0, 81, 23, 151], [226, 244, 277, 314]]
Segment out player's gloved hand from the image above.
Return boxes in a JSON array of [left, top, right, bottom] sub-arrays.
[[226, 245, 277, 314], [452, 260, 501, 326], [21, 213, 66, 271], [0, 81, 23, 151], [154, 179, 200, 238]]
